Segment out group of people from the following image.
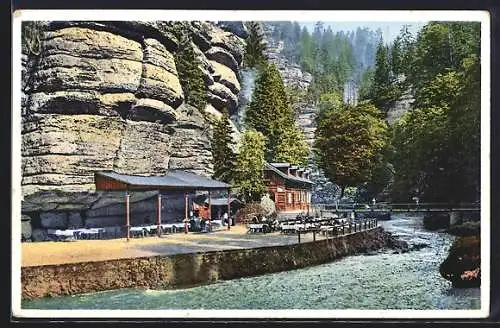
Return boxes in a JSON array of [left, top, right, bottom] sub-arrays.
[[188, 211, 233, 232]]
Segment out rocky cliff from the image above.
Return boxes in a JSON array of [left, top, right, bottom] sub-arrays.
[[20, 21, 245, 237]]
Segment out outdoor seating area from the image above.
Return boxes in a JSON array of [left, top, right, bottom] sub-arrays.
[[47, 228, 106, 241], [45, 218, 229, 241], [245, 214, 378, 237]]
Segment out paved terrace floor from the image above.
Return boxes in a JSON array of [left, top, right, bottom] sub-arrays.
[[21, 225, 332, 267]]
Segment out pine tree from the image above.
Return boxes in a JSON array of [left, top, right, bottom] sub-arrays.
[[245, 63, 309, 164], [391, 36, 403, 76], [173, 28, 208, 110], [210, 109, 237, 183], [244, 21, 267, 69], [234, 129, 267, 203], [371, 40, 392, 109]]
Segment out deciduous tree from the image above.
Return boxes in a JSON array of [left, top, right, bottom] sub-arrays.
[[234, 129, 267, 203]]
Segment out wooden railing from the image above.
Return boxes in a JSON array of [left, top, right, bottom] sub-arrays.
[[278, 217, 378, 243], [313, 202, 480, 213]]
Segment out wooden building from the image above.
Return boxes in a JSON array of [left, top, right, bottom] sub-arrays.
[[263, 163, 313, 214]]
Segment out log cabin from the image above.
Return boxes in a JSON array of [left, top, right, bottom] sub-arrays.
[[263, 163, 313, 214]]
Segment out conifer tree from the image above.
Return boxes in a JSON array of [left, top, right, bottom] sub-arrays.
[[372, 40, 392, 108], [173, 28, 208, 110], [244, 21, 267, 69], [210, 109, 237, 183], [245, 63, 309, 165]]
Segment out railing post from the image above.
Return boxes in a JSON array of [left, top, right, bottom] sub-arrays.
[[125, 191, 130, 241]]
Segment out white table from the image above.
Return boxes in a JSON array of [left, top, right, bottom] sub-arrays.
[[248, 223, 268, 233]]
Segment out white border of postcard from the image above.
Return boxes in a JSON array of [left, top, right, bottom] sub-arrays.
[[11, 9, 491, 319]]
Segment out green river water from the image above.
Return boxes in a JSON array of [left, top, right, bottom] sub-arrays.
[[22, 214, 480, 310]]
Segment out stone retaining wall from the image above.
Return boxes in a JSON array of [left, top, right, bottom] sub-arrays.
[[22, 227, 387, 300]]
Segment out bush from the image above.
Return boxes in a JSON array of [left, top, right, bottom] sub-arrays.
[[235, 202, 267, 224]]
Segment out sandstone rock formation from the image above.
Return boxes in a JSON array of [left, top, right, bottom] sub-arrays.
[[20, 21, 245, 239]]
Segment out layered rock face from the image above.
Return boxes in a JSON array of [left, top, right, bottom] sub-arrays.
[[385, 89, 415, 125], [20, 21, 245, 239]]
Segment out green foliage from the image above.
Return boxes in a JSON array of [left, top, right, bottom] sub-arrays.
[[391, 36, 403, 76], [297, 24, 357, 103], [371, 41, 396, 109], [274, 124, 310, 167], [389, 22, 481, 203], [390, 106, 449, 202], [234, 129, 267, 203], [173, 26, 208, 110], [358, 67, 375, 101], [245, 63, 310, 165], [244, 21, 268, 69], [314, 101, 389, 198], [210, 109, 237, 183]]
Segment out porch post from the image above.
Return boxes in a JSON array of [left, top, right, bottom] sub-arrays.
[[125, 191, 130, 241], [208, 191, 212, 232], [227, 189, 231, 231], [157, 192, 162, 237], [184, 192, 189, 234]]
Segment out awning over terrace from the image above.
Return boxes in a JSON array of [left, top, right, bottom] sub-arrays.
[[94, 170, 232, 240]]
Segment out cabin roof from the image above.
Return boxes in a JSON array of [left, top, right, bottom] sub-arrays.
[[264, 163, 313, 186], [95, 170, 231, 191]]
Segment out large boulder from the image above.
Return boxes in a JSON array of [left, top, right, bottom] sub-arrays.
[[439, 235, 481, 287], [36, 27, 144, 94], [209, 60, 240, 95], [208, 83, 238, 111], [205, 47, 239, 73], [128, 98, 178, 124], [423, 213, 450, 230], [136, 38, 184, 108], [28, 91, 136, 116], [217, 21, 248, 39]]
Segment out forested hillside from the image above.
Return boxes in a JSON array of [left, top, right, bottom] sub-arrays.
[[265, 21, 481, 205]]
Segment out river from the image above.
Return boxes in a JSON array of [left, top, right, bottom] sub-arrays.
[[22, 214, 480, 310]]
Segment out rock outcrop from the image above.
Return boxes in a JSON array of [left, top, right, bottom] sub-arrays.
[[439, 235, 481, 288], [20, 21, 245, 239]]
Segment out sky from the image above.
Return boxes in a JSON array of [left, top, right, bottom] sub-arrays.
[[300, 21, 427, 43]]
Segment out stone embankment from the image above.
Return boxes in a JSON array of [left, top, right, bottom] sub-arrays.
[[22, 227, 406, 300]]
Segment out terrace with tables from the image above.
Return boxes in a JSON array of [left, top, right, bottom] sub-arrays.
[[43, 170, 233, 242]]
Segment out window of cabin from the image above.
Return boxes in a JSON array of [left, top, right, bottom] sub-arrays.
[[287, 192, 292, 204]]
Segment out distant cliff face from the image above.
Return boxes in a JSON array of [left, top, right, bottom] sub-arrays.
[[21, 21, 245, 198]]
